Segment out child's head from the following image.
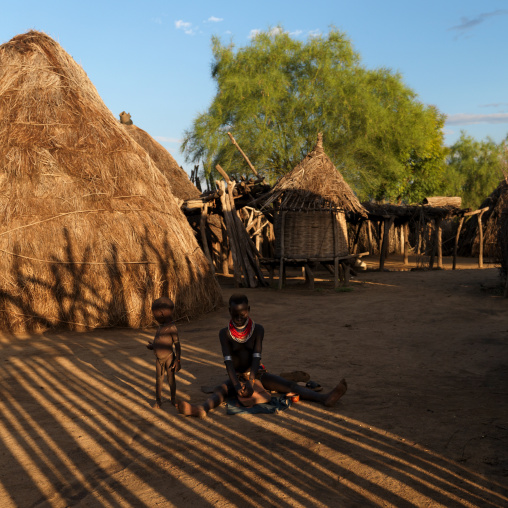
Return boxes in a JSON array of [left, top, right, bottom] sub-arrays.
[[152, 297, 175, 324]]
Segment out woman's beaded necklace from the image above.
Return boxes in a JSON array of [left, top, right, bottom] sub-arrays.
[[228, 317, 255, 343]]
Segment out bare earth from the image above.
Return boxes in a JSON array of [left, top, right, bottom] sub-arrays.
[[1, 259, 507, 507]]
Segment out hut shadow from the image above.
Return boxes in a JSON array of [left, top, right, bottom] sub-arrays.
[[0, 226, 204, 333], [1, 329, 506, 507]]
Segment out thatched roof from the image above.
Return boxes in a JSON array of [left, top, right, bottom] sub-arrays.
[[121, 122, 200, 201], [0, 31, 221, 332], [459, 179, 508, 258], [262, 133, 367, 217]]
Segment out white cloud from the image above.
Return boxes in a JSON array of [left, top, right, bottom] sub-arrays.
[[175, 20, 196, 35], [152, 17, 162, 25], [445, 113, 508, 125], [289, 30, 303, 37], [248, 29, 261, 39], [206, 16, 223, 23], [308, 29, 321, 38], [155, 136, 182, 144]]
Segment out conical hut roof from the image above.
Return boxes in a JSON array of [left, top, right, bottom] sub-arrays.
[[262, 133, 367, 217], [0, 31, 222, 332], [121, 122, 200, 201], [459, 179, 508, 258]]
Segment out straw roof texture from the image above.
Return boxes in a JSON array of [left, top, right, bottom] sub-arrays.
[[459, 179, 508, 258], [0, 31, 222, 333], [122, 123, 200, 201], [262, 133, 367, 217]]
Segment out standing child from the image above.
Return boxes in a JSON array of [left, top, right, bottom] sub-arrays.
[[146, 297, 181, 408]]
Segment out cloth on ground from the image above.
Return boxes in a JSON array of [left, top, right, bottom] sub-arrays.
[[226, 396, 292, 415]]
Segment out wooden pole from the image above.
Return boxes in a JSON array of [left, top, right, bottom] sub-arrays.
[[478, 210, 486, 268], [379, 217, 394, 271], [199, 204, 215, 275], [352, 221, 363, 254], [453, 216, 465, 270], [218, 180, 242, 287], [429, 220, 436, 269], [403, 222, 409, 265], [227, 186, 258, 287], [227, 132, 259, 177], [278, 211, 286, 290], [367, 220, 373, 253], [436, 218, 443, 269], [333, 211, 339, 288]]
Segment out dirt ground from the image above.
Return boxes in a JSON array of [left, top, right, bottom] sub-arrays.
[[0, 259, 507, 507]]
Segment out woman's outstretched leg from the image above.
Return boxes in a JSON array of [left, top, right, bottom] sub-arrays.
[[260, 373, 347, 406]]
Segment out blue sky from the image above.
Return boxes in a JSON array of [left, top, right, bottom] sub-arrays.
[[2, 1, 508, 174]]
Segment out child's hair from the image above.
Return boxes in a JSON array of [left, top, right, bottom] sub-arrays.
[[229, 294, 248, 307], [152, 297, 175, 312]]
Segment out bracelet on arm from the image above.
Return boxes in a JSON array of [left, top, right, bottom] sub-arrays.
[[252, 353, 261, 358], [224, 355, 233, 362]]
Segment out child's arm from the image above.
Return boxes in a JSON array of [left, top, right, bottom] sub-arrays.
[[146, 341, 154, 350], [171, 328, 181, 372]]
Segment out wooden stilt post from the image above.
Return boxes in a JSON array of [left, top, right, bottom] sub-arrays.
[[278, 211, 286, 290], [403, 222, 409, 265], [453, 216, 465, 270], [304, 263, 315, 290], [478, 210, 486, 268], [436, 218, 443, 269]]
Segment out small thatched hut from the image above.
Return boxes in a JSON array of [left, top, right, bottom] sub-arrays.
[[0, 31, 222, 333], [120, 120, 200, 202], [263, 133, 367, 259]]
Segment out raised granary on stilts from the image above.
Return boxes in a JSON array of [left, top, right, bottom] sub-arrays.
[[262, 133, 367, 287], [0, 31, 222, 333], [263, 133, 367, 258]]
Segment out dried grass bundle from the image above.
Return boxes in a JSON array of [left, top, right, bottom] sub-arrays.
[[262, 133, 367, 217], [122, 123, 200, 201], [0, 31, 222, 333]]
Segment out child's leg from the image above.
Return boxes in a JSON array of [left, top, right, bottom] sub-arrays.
[[177, 381, 232, 418], [166, 357, 176, 405], [260, 373, 347, 406], [153, 359, 165, 409]]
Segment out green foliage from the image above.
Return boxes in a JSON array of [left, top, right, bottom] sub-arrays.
[[442, 132, 506, 209], [182, 27, 447, 202]]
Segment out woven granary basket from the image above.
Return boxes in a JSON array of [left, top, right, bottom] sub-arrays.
[[274, 210, 349, 258]]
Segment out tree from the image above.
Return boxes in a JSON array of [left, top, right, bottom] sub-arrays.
[[443, 132, 506, 209], [182, 27, 447, 202]]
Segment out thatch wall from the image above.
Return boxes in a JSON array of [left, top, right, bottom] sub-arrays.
[[122, 123, 200, 201], [0, 31, 222, 333]]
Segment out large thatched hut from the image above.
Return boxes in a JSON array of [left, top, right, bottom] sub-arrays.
[[0, 31, 222, 333], [120, 120, 200, 202], [263, 134, 367, 260]]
